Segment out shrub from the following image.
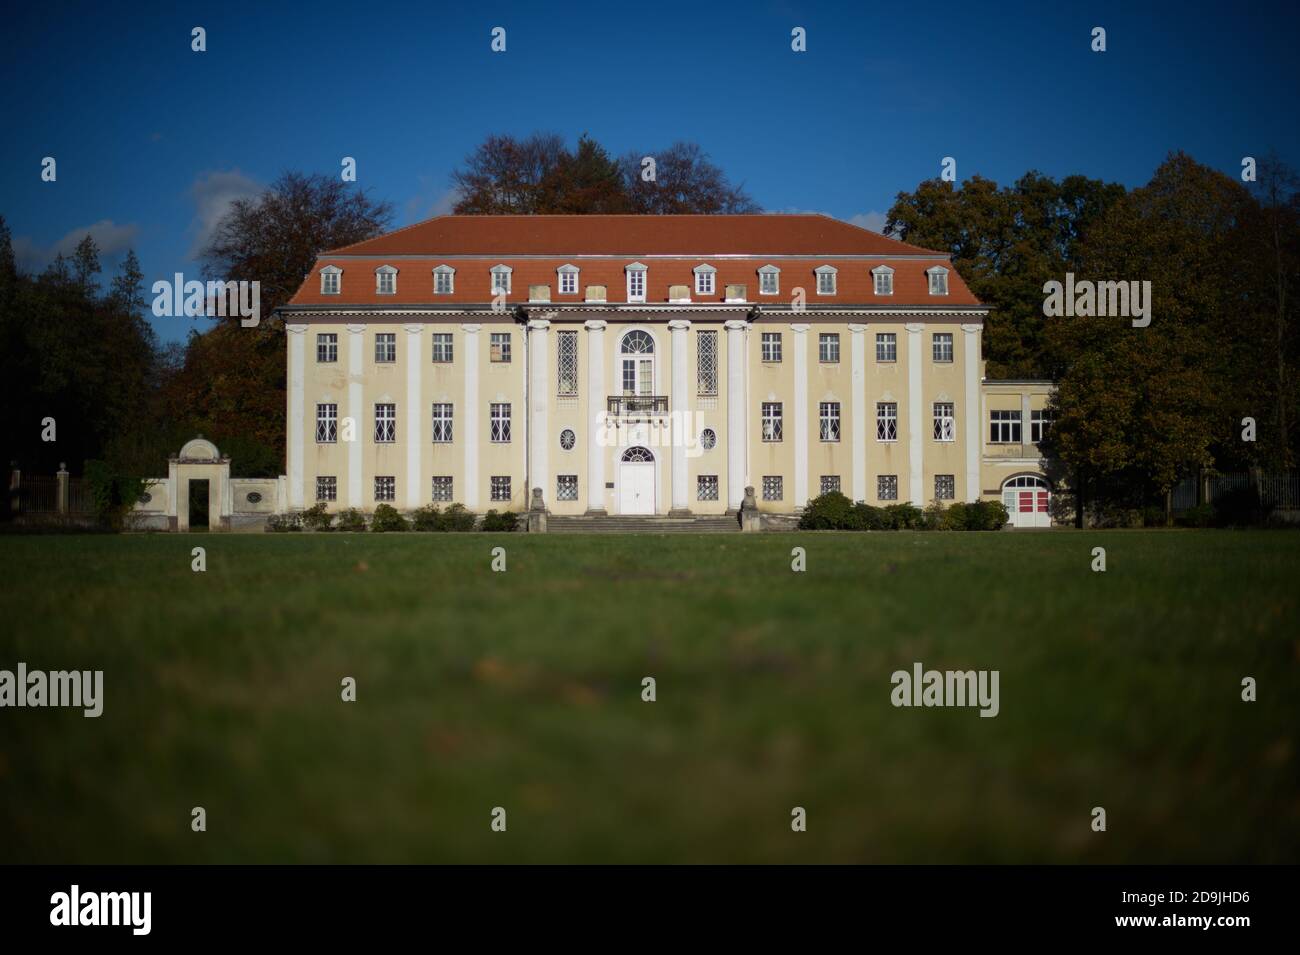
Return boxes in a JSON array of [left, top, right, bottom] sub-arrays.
[[481, 509, 519, 532], [301, 502, 334, 532], [85, 460, 147, 530], [851, 502, 890, 530], [439, 502, 477, 532], [370, 504, 408, 532], [799, 491, 855, 530], [972, 499, 1010, 530], [884, 503, 923, 530], [336, 508, 367, 532], [265, 512, 303, 533], [1178, 503, 1215, 528], [411, 504, 442, 532]]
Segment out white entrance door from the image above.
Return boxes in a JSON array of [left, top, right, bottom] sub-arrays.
[[619, 447, 656, 514], [1002, 476, 1051, 528]]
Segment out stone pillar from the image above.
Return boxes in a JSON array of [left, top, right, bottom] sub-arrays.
[[849, 323, 868, 502], [346, 324, 365, 508], [668, 319, 691, 515], [461, 324, 481, 509], [528, 319, 550, 508], [56, 462, 69, 515], [725, 319, 749, 511], [791, 323, 810, 509], [905, 322, 924, 506], [962, 324, 981, 502], [286, 323, 308, 509], [404, 323, 424, 509], [585, 319, 607, 514]]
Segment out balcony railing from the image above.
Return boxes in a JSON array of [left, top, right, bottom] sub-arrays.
[[607, 395, 669, 417], [984, 442, 1044, 459]]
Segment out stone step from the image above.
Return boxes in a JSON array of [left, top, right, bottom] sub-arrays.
[[547, 515, 740, 533]]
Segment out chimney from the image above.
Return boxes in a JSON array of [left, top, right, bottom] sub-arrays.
[[528, 284, 551, 303]]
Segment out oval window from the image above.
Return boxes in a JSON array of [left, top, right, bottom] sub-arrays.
[[701, 428, 717, 451], [246, 492, 263, 504], [560, 428, 576, 451], [138, 492, 153, 505]]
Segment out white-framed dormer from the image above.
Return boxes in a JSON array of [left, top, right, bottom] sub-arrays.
[[693, 263, 716, 297], [872, 264, 895, 296], [490, 264, 513, 294], [433, 264, 455, 295], [815, 264, 838, 296], [557, 263, 579, 296], [625, 261, 647, 304], [320, 264, 342, 295], [758, 264, 780, 296], [375, 264, 398, 295], [927, 265, 949, 296]]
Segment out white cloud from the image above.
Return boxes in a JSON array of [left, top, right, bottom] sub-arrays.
[[847, 211, 888, 234], [187, 169, 262, 257], [403, 180, 461, 222], [12, 219, 141, 273]]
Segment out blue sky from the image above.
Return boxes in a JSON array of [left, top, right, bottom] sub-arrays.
[[2, 0, 1296, 343]]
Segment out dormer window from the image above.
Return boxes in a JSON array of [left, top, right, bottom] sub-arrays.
[[693, 264, 716, 296], [872, 265, 894, 296], [626, 262, 647, 303], [758, 265, 780, 295], [376, 265, 397, 295], [815, 265, 837, 296], [320, 265, 341, 295], [490, 265, 513, 294], [433, 265, 455, 295], [557, 264, 579, 296], [928, 266, 949, 296]]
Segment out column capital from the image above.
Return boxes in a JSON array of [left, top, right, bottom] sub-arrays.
[[527, 318, 551, 331], [667, 319, 692, 331], [345, 323, 366, 334], [285, 323, 309, 334], [789, 323, 810, 334], [961, 323, 982, 334], [584, 319, 608, 331], [724, 319, 749, 331], [403, 323, 424, 335], [904, 322, 925, 334], [460, 323, 482, 333], [848, 322, 868, 333]]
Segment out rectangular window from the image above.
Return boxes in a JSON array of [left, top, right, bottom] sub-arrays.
[[375, 333, 396, 363], [431, 403, 453, 443], [932, 333, 954, 363], [430, 333, 453, 363], [760, 270, 779, 295], [490, 403, 511, 443], [817, 270, 836, 295], [316, 476, 337, 502], [1031, 410, 1054, 443], [935, 474, 956, 501], [557, 330, 579, 396], [434, 269, 454, 295], [877, 475, 898, 501], [820, 475, 841, 495], [432, 476, 453, 502], [627, 268, 646, 303], [697, 475, 719, 501], [819, 333, 840, 363], [317, 333, 337, 363], [375, 476, 395, 502], [820, 402, 841, 442], [762, 402, 783, 442], [697, 330, 718, 396], [933, 402, 955, 442], [490, 476, 511, 502], [876, 402, 898, 442], [556, 475, 578, 502], [490, 332, 511, 363], [762, 475, 783, 501], [761, 332, 782, 363], [374, 403, 396, 443], [316, 403, 338, 443], [929, 270, 949, 295], [377, 271, 396, 295], [321, 270, 340, 295], [876, 332, 897, 363], [491, 269, 511, 294], [695, 271, 715, 295], [559, 270, 577, 295], [990, 410, 1022, 443], [874, 270, 893, 295]]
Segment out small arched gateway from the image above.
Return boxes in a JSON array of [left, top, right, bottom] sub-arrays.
[[1001, 474, 1051, 528], [130, 437, 281, 532]]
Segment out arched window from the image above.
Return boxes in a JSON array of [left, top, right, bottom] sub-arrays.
[[621, 446, 654, 463], [620, 331, 655, 395]]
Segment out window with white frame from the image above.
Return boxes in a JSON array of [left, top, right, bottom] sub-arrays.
[[876, 332, 897, 362], [762, 475, 783, 501], [490, 403, 511, 443], [933, 332, 954, 363], [877, 402, 898, 441], [317, 333, 337, 363], [626, 263, 647, 303], [556, 474, 578, 501], [815, 265, 837, 295], [873, 266, 894, 296], [928, 266, 949, 295], [490, 265, 512, 294], [375, 476, 395, 502], [557, 264, 578, 296], [432, 476, 453, 501], [490, 476, 511, 501], [697, 330, 718, 395], [316, 476, 337, 502], [990, 410, 1022, 443], [694, 264, 716, 296], [433, 265, 455, 295], [430, 333, 453, 363], [316, 403, 338, 443], [431, 403, 453, 443], [761, 332, 782, 362], [374, 403, 396, 443], [820, 402, 841, 442], [935, 474, 956, 501], [1031, 410, 1054, 443], [320, 265, 341, 295], [697, 475, 719, 501], [819, 333, 840, 363], [762, 402, 783, 442], [820, 475, 841, 495], [376, 265, 397, 295], [557, 330, 578, 396], [933, 402, 955, 442], [759, 265, 780, 295], [490, 332, 511, 363], [375, 333, 396, 363], [877, 474, 898, 501]]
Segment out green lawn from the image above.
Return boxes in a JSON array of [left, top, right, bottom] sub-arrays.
[[1, 530, 1297, 864]]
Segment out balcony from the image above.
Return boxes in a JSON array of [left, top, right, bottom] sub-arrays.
[[608, 395, 669, 418], [984, 442, 1044, 460]]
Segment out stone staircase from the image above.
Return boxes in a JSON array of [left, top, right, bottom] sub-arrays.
[[547, 513, 741, 534]]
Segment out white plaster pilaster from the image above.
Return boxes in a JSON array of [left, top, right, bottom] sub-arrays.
[[585, 319, 607, 512], [849, 323, 868, 502], [668, 319, 691, 513], [461, 324, 481, 509], [962, 323, 981, 502], [725, 319, 749, 509], [286, 323, 308, 509], [791, 323, 810, 508], [346, 324, 365, 508], [528, 318, 550, 505], [404, 324, 423, 509], [906, 322, 924, 505]]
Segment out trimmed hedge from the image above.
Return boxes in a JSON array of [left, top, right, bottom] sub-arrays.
[[798, 492, 1008, 531]]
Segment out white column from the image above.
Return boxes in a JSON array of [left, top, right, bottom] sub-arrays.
[[791, 323, 810, 509], [906, 322, 924, 505], [849, 323, 867, 502], [346, 324, 365, 508], [963, 324, 982, 502], [286, 323, 308, 509], [585, 320, 607, 513], [404, 324, 423, 509], [461, 324, 481, 509], [528, 318, 550, 506], [668, 319, 691, 514], [725, 319, 748, 510]]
